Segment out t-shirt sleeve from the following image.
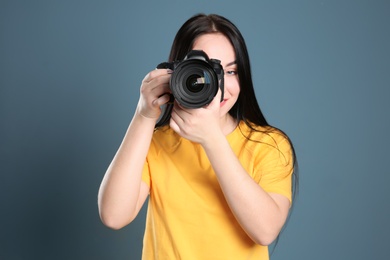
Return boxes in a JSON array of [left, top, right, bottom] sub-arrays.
[[256, 135, 294, 203]]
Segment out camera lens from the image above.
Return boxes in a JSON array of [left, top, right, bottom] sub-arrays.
[[170, 60, 218, 108], [186, 74, 207, 93]]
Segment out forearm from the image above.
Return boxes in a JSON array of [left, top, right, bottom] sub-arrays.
[[202, 134, 289, 245], [98, 112, 155, 229]]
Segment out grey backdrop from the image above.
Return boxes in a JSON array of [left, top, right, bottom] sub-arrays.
[[1, 0, 389, 259]]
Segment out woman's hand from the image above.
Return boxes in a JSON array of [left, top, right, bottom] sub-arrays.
[[169, 89, 223, 144], [136, 69, 172, 120]]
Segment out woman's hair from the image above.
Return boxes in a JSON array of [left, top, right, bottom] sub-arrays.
[[156, 13, 298, 206]]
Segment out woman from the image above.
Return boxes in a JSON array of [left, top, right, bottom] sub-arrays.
[[98, 13, 298, 259]]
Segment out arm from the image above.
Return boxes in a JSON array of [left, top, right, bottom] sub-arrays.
[[201, 134, 291, 246], [98, 69, 171, 229], [169, 91, 291, 245]]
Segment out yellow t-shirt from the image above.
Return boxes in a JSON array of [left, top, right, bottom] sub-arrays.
[[141, 121, 293, 260]]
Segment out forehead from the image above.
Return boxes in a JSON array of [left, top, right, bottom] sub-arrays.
[[192, 33, 235, 66]]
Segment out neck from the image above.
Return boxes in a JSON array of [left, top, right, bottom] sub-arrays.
[[220, 114, 238, 136]]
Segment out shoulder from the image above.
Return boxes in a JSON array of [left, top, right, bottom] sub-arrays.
[[238, 121, 290, 147], [235, 121, 294, 165], [238, 122, 294, 171], [151, 125, 182, 151]]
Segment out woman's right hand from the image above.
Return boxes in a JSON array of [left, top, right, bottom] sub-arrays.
[[136, 69, 172, 120]]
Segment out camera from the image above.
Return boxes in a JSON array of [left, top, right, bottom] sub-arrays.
[[157, 50, 224, 108]]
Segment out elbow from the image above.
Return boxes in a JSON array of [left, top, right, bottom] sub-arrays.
[[253, 234, 278, 246], [252, 210, 289, 245], [100, 217, 126, 230], [99, 210, 134, 230], [98, 198, 136, 230], [250, 227, 282, 246]]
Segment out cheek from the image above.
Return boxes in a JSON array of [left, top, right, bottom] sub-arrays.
[[224, 77, 240, 96]]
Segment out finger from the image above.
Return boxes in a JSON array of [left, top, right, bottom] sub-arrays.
[[143, 69, 171, 83], [152, 93, 171, 107], [170, 105, 185, 124], [169, 116, 181, 135], [142, 74, 171, 99], [149, 82, 171, 97], [148, 74, 171, 90], [174, 102, 195, 118]]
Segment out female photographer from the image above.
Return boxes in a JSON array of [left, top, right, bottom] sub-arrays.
[[98, 13, 298, 259]]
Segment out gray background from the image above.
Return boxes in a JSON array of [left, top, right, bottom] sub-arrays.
[[1, 0, 389, 259]]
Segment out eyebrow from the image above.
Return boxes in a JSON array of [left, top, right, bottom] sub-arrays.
[[225, 60, 237, 67]]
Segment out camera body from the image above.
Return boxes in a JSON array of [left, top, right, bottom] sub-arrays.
[[157, 50, 224, 108]]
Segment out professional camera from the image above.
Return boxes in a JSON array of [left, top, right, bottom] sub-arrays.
[[157, 50, 224, 108]]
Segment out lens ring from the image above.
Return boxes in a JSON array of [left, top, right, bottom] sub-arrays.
[[170, 60, 219, 108]]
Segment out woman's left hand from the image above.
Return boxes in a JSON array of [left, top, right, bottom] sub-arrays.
[[169, 89, 223, 145]]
